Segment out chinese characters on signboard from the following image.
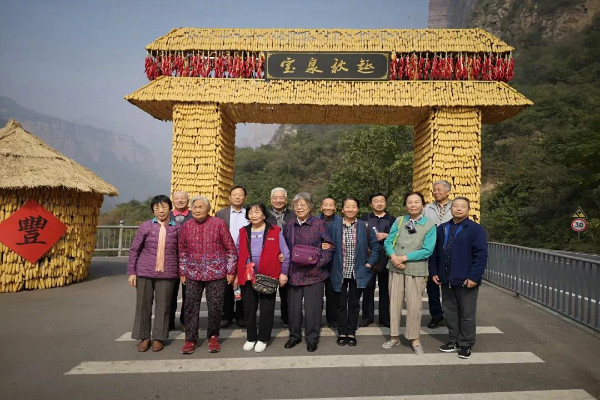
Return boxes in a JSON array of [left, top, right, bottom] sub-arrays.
[[266, 53, 389, 80], [0, 200, 67, 263]]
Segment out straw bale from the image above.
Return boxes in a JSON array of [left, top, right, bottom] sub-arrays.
[[0, 120, 118, 196], [125, 78, 531, 124]]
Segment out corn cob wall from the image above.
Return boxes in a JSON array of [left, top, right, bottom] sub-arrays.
[[413, 107, 482, 221], [172, 103, 235, 211], [0, 189, 103, 293]]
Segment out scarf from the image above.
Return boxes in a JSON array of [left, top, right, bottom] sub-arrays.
[[405, 214, 424, 233], [268, 209, 286, 228], [155, 220, 167, 272]]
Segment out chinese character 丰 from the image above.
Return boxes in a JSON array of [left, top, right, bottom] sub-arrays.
[[16, 215, 48, 245]]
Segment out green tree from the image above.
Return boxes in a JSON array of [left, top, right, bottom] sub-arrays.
[[327, 125, 413, 216]]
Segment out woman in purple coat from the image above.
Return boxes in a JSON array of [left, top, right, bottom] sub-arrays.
[[127, 195, 180, 352]]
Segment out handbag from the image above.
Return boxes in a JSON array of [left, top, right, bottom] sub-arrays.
[[252, 273, 279, 294], [290, 222, 320, 267]]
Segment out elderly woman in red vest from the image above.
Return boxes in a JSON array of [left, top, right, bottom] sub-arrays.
[[235, 202, 290, 353]]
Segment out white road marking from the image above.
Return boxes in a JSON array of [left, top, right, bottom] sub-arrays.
[[65, 352, 543, 375], [264, 389, 595, 400]]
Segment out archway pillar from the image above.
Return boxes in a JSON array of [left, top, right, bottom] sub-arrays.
[[413, 107, 482, 221], [172, 103, 235, 212]]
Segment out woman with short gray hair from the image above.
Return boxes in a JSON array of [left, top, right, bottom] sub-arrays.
[[282, 192, 334, 352], [178, 196, 237, 355]]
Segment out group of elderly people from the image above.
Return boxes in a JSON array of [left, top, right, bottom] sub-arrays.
[[127, 182, 487, 359]]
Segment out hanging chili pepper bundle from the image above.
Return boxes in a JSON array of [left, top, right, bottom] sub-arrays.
[[174, 53, 184, 76], [493, 54, 505, 81], [417, 54, 424, 80], [389, 52, 397, 80], [444, 54, 453, 79], [482, 53, 493, 80], [257, 52, 265, 78], [422, 54, 431, 80], [505, 55, 514, 81]]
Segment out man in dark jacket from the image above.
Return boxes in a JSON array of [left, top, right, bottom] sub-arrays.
[[318, 197, 343, 329], [169, 191, 194, 330], [429, 196, 488, 359], [265, 187, 295, 326], [359, 193, 395, 327]]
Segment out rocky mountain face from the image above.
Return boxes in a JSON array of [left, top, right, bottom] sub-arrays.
[[430, 0, 600, 43], [470, 0, 600, 44], [429, 0, 480, 28], [0, 96, 170, 209]]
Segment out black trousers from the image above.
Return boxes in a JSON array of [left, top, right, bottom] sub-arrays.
[[288, 281, 324, 344], [427, 276, 444, 318], [242, 284, 277, 342], [324, 277, 339, 326], [279, 284, 289, 324], [362, 266, 390, 325], [441, 285, 479, 347], [169, 281, 185, 328], [337, 278, 363, 336], [222, 283, 244, 322]]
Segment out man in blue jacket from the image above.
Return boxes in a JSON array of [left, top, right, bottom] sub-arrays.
[[318, 197, 343, 329], [429, 196, 488, 359]]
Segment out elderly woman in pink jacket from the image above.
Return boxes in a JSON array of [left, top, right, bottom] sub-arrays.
[[127, 195, 180, 353]]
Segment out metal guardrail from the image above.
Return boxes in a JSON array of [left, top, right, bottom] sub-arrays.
[[95, 222, 138, 256], [485, 242, 599, 332], [94, 226, 599, 331]]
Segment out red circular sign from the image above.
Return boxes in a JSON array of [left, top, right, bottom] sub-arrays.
[[571, 218, 588, 232]]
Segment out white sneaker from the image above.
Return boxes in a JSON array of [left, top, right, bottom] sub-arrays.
[[254, 341, 267, 353], [243, 341, 256, 351]]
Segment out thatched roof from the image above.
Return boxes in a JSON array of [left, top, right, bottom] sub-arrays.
[[145, 28, 514, 53], [0, 120, 118, 195]]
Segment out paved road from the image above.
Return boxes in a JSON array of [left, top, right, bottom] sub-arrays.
[[0, 257, 598, 400], [547, 249, 600, 263]]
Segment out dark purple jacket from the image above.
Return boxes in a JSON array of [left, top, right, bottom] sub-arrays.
[[127, 218, 180, 279], [283, 215, 334, 286]]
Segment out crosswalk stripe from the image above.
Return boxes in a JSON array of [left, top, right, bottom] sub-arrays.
[[65, 352, 543, 375], [264, 389, 596, 400], [115, 326, 503, 341]]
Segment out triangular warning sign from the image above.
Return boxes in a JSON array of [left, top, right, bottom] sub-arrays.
[[571, 206, 587, 219]]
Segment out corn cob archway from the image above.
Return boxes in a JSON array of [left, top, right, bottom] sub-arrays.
[[126, 28, 532, 220]]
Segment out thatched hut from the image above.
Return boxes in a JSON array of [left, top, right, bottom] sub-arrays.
[[0, 120, 118, 292]]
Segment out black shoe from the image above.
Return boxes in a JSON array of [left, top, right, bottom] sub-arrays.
[[358, 318, 373, 327], [427, 316, 444, 329], [438, 342, 458, 353], [284, 339, 301, 349], [336, 336, 347, 346], [236, 318, 247, 328], [220, 319, 232, 328], [346, 336, 357, 346], [307, 342, 318, 352], [458, 346, 472, 359]]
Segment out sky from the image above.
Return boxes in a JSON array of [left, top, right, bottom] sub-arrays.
[[0, 0, 429, 151]]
